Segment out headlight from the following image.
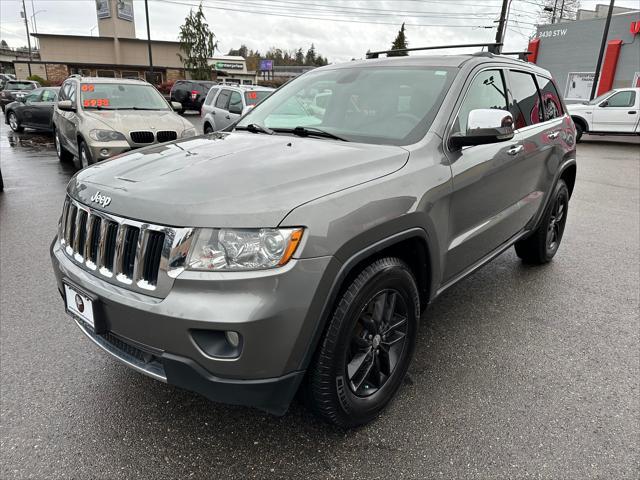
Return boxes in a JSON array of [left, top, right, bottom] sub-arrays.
[[187, 228, 304, 271], [89, 129, 126, 142], [181, 127, 197, 138]]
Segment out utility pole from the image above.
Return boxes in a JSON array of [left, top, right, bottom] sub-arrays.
[[21, 0, 32, 76], [590, 0, 615, 100], [144, 0, 154, 82], [30, 0, 38, 49], [551, 0, 559, 23], [493, 0, 511, 54], [558, 0, 566, 22]]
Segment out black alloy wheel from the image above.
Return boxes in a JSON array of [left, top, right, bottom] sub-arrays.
[[546, 192, 567, 255], [347, 289, 409, 397]]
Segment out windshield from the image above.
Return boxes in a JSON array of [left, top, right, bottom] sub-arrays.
[[80, 83, 169, 110], [6, 81, 36, 91], [244, 90, 272, 107], [236, 66, 456, 145]]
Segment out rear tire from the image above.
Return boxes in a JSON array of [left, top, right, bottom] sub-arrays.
[[574, 122, 584, 142], [306, 257, 420, 428], [54, 128, 73, 163], [515, 179, 569, 265]]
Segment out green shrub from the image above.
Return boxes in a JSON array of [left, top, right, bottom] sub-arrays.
[[26, 74, 49, 86]]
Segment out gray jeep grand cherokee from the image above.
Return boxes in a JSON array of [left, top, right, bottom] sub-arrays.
[[51, 53, 576, 427]]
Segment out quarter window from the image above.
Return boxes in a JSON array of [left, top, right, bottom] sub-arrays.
[[453, 69, 508, 135], [508, 70, 543, 128], [537, 76, 564, 120], [604, 91, 636, 108], [205, 88, 219, 105], [215, 89, 231, 110]]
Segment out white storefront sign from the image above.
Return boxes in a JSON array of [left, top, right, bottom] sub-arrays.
[[565, 72, 595, 100]]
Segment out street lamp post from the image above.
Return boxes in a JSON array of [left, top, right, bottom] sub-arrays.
[[20, 0, 32, 76]]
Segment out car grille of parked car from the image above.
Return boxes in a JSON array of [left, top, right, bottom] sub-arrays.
[[58, 197, 194, 297], [156, 131, 178, 143], [130, 131, 155, 144]]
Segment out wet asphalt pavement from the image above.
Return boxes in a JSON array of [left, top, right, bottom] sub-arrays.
[[1, 115, 639, 479]]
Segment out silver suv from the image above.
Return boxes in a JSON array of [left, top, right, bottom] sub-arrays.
[[51, 53, 576, 427], [53, 77, 196, 169], [201, 84, 273, 133]]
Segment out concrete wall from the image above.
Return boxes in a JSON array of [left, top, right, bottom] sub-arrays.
[[535, 12, 640, 102]]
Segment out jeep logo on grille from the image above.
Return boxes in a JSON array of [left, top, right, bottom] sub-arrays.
[[90, 191, 111, 207]]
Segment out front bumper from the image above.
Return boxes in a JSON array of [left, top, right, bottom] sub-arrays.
[[86, 141, 131, 161], [51, 237, 336, 414]]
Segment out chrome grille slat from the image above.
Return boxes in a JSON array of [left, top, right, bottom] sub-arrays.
[[57, 196, 194, 298]]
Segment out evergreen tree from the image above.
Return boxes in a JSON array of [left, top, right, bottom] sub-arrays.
[[305, 44, 316, 65], [388, 23, 408, 57], [178, 4, 218, 80], [295, 48, 305, 64]]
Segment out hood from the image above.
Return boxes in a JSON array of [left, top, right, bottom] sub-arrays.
[[566, 102, 592, 113], [68, 132, 409, 227], [83, 109, 190, 133]]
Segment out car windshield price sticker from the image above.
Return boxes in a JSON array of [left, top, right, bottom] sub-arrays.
[[83, 98, 110, 107]]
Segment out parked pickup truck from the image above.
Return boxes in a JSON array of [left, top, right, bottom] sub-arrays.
[[51, 52, 577, 427], [567, 87, 640, 141]]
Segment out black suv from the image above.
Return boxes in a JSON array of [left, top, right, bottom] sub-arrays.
[[169, 80, 217, 114], [0, 80, 40, 112]]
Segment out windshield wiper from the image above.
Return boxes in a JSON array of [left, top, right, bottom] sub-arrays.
[[277, 126, 348, 142], [235, 123, 274, 135]]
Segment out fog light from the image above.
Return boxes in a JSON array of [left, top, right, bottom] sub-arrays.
[[225, 331, 240, 348], [100, 148, 109, 157]]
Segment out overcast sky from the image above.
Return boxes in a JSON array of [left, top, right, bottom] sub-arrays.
[[1, 0, 639, 63]]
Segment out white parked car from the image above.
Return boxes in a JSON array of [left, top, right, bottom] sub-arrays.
[[201, 85, 274, 133], [567, 87, 640, 141]]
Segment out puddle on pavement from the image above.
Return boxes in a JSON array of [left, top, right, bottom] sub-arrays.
[[3, 130, 55, 151]]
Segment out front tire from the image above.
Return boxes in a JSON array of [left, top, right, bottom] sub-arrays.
[[515, 179, 569, 264], [7, 112, 23, 132], [75, 140, 93, 170], [306, 257, 420, 428], [54, 128, 73, 162], [204, 122, 214, 134]]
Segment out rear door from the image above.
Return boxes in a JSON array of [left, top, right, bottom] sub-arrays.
[[227, 90, 243, 124], [57, 82, 79, 155], [212, 89, 232, 129], [592, 90, 639, 132], [20, 89, 44, 127], [33, 88, 58, 128]]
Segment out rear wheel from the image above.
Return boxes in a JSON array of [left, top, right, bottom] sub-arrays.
[[7, 112, 23, 132], [574, 121, 584, 142], [515, 179, 569, 264], [54, 128, 73, 162], [306, 257, 420, 428]]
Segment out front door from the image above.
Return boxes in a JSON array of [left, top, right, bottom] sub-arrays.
[[212, 89, 232, 130], [445, 68, 527, 280], [592, 90, 639, 133], [32, 89, 57, 128], [21, 90, 43, 128]]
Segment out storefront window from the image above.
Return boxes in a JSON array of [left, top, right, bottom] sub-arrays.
[[96, 70, 116, 78]]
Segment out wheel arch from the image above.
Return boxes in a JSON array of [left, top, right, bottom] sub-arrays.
[[298, 227, 437, 372], [571, 115, 589, 132]]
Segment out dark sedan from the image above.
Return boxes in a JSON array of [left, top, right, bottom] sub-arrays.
[[5, 87, 60, 133], [0, 80, 40, 111]]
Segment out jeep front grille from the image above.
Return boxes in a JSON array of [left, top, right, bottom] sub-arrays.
[[58, 196, 195, 297], [130, 131, 154, 144], [156, 131, 177, 143]]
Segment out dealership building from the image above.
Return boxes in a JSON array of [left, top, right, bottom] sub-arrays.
[[13, 0, 257, 85], [527, 8, 640, 103]]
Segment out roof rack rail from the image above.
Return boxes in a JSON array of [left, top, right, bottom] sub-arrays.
[[500, 51, 532, 61], [366, 42, 503, 59]]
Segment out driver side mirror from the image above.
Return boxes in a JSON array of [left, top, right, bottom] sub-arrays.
[[600, 101, 609, 107], [450, 109, 515, 148], [57, 100, 75, 112]]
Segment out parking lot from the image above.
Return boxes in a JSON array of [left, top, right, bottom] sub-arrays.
[[0, 115, 638, 479]]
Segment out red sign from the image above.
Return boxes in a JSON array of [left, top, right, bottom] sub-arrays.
[[631, 21, 640, 35], [83, 98, 110, 107]]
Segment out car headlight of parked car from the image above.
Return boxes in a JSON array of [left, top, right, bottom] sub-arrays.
[[186, 228, 304, 271], [89, 129, 127, 142], [181, 127, 197, 138]]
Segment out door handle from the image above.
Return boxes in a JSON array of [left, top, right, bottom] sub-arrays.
[[548, 131, 560, 139], [225, 115, 230, 119], [507, 145, 524, 156], [628, 111, 637, 114]]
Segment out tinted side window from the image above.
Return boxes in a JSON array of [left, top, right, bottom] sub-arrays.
[[508, 70, 543, 128], [215, 89, 231, 109], [537, 76, 564, 120], [59, 83, 70, 101], [454, 69, 508, 134], [605, 91, 636, 107], [41, 90, 58, 102], [229, 91, 242, 110], [68, 83, 77, 103]]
